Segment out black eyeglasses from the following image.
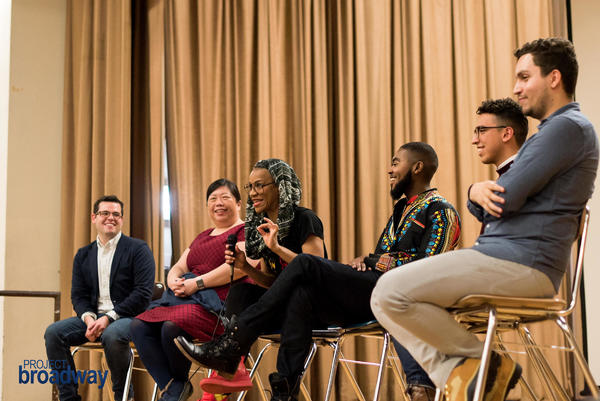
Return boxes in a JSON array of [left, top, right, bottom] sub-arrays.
[[96, 211, 123, 219], [473, 126, 507, 137], [243, 182, 275, 193]]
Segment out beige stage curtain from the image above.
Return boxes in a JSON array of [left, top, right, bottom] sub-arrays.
[[60, 0, 163, 399], [61, 0, 583, 400]]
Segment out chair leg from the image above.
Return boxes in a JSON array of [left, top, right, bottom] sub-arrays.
[[518, 325, 570, 401], [237, 341, 317, 401], [298, 342, 318, 401], [236, 343, 274, 401], [372, 332, 390, 401], [387, 341, 410, 401], [494, 337, 540, 401], [121, 347, 135, 401], [555, 316, 599, 399], [151, 382, 159, 401], [324, 340, 344, 401], [338, 351, 367, 401], [473, 308, 497, 401]]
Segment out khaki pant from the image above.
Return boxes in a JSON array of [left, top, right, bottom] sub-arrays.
[[371, 249, 555, 388]]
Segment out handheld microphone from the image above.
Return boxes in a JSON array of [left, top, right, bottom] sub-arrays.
[[226, 234, 237, 282], [226, 234, 237, 261]]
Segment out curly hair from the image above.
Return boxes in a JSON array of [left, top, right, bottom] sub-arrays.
[[476, 98, 528, 146]]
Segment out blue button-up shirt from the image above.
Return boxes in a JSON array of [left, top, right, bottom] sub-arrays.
[[468, 103, 598, 291]]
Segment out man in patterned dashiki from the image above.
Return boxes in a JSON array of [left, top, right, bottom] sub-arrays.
[[176, 142, 461, 401]]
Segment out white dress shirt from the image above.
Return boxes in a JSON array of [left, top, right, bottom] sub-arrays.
[[81, 231, 122, 323]]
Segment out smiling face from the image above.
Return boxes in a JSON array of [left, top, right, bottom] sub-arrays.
[[248, 168, 279, 216], [472, 113, 507, 166], [91, 201, 123, 243], [207, 186, 241, 228], [513, 53, 552, 120], [388, 149, 413, 200]]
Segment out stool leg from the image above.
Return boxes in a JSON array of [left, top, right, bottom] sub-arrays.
[[324, 339, 343, 401], [473, 308, 497, 401], [372, 332, 390, 401], [121, 348, 134, 401]]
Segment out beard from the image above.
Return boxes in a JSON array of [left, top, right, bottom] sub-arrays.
[[390, 171, 412, 200]]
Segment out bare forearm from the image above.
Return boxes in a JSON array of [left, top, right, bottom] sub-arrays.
[[242, 261, 276, 288], [271, 245, 297, 264], [199, 263, 247, 288]]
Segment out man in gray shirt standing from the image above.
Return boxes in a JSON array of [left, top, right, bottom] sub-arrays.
[[371, 37, 598, 401]]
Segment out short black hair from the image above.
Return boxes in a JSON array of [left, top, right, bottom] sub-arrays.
[[399, 142, 438, 182], [476, 98, 528, 146], [93, 195, 124, 215], [514, 37, 578, 97], [206, 178, 241, 202]]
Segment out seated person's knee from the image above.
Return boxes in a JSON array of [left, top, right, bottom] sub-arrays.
[[371, 280, 411, 316]]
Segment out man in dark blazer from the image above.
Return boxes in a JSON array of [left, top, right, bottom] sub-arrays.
[[44, 195, 155, 401]]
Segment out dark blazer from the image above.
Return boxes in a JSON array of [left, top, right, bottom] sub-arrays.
[[70, 234, 155, 318]]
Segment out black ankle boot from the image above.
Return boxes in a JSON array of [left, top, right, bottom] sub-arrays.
[[175, 315, 246, 377], [268, 372, 299, 401]]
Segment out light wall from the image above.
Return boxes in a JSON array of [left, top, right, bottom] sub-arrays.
[[572, 0, 600, 382], [3, 0, 65, 400], [0, 0, 14, 397]]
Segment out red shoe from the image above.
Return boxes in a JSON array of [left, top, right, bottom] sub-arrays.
[[200, 359, 253, 394], [199, 391, 229, 401]]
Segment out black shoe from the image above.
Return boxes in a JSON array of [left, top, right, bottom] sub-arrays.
[[174, 316, 244, 378], [268, 372, 299, 401]]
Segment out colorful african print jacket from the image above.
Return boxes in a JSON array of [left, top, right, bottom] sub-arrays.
[[367, 189, 461, 272]]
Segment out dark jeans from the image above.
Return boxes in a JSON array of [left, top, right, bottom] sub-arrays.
[[392, 339, 435, 388], [130, 319, 193, 389], [44, 316, 133, 401], [235, 254, 381, 385]]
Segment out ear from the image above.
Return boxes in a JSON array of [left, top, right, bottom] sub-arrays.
[[501, 126, 515, 143], [91, 213, 97, 224], [412, 161, 424, 175], [548, 69, 562, 90]]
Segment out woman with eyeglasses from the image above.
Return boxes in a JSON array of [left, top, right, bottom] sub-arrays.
[[130, 179, 248, 401], [197, 158, 327, 401]]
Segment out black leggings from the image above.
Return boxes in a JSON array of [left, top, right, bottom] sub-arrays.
[[130, 319, 193, 389]]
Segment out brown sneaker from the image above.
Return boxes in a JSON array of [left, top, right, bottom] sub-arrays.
[[485, 353, 521, 401], [407, 384, 436, 401], [444, 353, 521, 401], [444, 358, 481, 401]]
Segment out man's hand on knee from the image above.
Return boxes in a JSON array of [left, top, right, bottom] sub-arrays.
[[85, 316, 109, 341]]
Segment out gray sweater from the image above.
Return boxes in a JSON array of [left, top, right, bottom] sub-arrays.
[[468, 103, 598, 292]]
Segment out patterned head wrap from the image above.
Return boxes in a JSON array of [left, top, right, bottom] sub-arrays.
[[245, 159, 302, 274]]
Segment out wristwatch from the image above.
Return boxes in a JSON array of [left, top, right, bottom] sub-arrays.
[[196, 277, 205, 290]]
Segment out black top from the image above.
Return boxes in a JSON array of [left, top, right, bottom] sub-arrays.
[[262, 206, 327, 275], [281, 206, 327, 258]]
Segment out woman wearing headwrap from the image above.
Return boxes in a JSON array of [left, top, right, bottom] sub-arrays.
[[197, 159, 327, 401]]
